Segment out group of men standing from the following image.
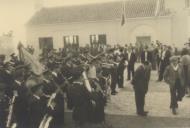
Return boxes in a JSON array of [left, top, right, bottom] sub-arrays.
[[0, 40, 190, 128], [110, 42, 190, 116]]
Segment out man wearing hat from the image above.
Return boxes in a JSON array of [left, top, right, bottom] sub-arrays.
[[141, 46, 152, 64], [126, 47, 137, 81], [164, 56, 185, 115], [131, 61, 151, 116]]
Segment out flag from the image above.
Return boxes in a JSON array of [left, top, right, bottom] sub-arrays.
[[121, 1, 126, 26], [18, 43, 45, 75], [121, 14, 125, 26]]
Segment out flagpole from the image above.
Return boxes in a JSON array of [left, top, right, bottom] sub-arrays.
[[122, 0, 125, 10], [121, 0, 126, 26]]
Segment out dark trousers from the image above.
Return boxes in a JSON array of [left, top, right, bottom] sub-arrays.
[[157, 58, 161, 72], [111, 76, 117, 93], [118, 72, 124, 88], [170, 79, 185, 109], [111, 68, 117, 93], [183, 65, 190, 88], [134, 90, 146, 114], [0, 102, 7, 128], [28, 100, 46, 128], [128, 64, 134, 80], [170, 87, 179, 109], [50, 95, 65, 128], [158, 61, 166, 81]]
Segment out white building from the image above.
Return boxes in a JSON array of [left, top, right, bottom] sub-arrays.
[[26, 0, 190, 54]]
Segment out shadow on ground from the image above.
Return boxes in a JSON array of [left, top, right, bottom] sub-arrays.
[[63, 112, 190, 128]]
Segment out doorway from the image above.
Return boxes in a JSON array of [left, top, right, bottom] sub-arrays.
[[39, 37, 53, 50], [39, 37, 53, 57], [136, 36, 151, 47]]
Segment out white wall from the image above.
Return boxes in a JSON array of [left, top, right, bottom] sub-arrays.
[[171, 9, 189, 47], [187, 10, 190, 39], [26, 20, 119, 54], [165, 0, 185, 12], [26, 16, 172, 54]]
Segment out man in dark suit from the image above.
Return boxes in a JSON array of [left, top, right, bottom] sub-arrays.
[[131, 61, 151, 116], [110, 63, 118, 95], [125, 48, 136, 80], [158, 45, 171, 81], [141, 46, 152, 64], [117, 58, 126, 88]]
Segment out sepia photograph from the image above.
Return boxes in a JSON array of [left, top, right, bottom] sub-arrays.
[[1, 0, 190, 128]]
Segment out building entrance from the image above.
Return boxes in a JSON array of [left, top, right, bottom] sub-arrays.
[[136, 36, 151, 47], [39, 37, 53, 50]]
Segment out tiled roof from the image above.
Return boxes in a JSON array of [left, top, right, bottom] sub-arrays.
[[27, 0, 171, 25]]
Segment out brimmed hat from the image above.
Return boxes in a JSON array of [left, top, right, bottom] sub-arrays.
[[170, 56, 179, 63]]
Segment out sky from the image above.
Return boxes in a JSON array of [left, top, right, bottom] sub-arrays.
[[0, 0, 118, 43]]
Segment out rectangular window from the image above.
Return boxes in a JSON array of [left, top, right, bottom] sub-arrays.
[[90, 35, 97, 43], [73, 35, 79, 44], [98, 34, 107, 45], [39, 37, 53, 50], [63, 35, 79, 48], [63, 36, 70, 44], [90, 34, 107, 44]]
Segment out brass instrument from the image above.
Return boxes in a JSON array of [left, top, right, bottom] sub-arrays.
[[39, 72, 66, 128], [82, 71, 92, 92]]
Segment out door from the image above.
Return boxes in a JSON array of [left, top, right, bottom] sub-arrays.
[[136, 36, 151, 47], [98, 34, 107, 45], [39, 37, 53, 50]]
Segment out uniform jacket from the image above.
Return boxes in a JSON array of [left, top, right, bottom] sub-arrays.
[[163, 64, 185, 88], [131, 64, 151, 93]]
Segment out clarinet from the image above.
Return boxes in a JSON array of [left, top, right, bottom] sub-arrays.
[[39, 73, 66, 128], [6, 91, 18, 128], [39, 93, 55, 128]]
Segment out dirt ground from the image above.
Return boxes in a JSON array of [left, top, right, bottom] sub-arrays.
[[63, 70, 190, 128]]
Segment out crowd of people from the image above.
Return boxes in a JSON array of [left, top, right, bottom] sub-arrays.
[[0, 40, 189, 128]]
